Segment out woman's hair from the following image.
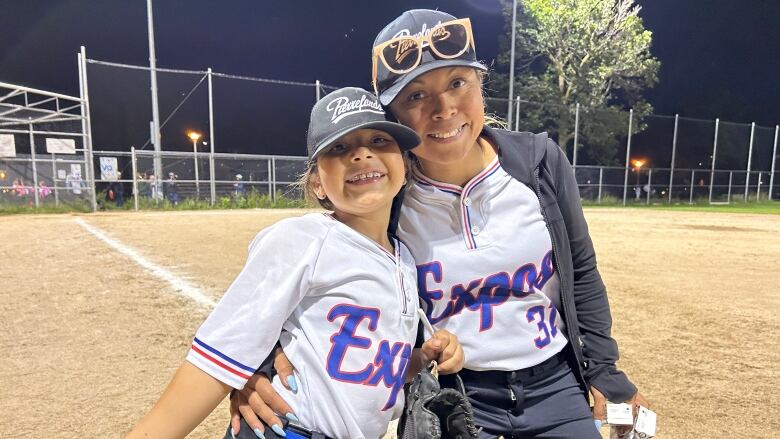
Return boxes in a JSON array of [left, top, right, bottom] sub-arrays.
[[293, 149, 414, 211]]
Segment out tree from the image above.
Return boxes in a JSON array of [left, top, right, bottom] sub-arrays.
[[494, 0, 659, 164]]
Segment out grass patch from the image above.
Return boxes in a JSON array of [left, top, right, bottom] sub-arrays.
[[0, 190, 313, 215], [583, 198, 780, 214]]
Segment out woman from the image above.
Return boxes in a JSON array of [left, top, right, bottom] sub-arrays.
[[234, 9, 648, 438]]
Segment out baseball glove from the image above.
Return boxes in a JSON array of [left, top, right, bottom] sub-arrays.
[[397, 361, 479, 439]]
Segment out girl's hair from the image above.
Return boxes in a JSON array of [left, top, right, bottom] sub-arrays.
[[294, 164, 335, 210], [293, 149, 414, 211]]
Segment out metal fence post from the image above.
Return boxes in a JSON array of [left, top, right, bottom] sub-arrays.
[[573, 103, 580, 168], [597, 167, 603, 204], [271, 156, 277, 203], [51, 153, 59, 206], [744, 122, 755, 202], [208, 67, 216, 206], [646, 168, 652, 205], [266, 159, 272, 197], [316, 80, 321, 102], [757, 172, 762, 201], [727, 171, 733, 203], [78, 47, 98, 211], [28, 121, 40, 207], [668, 114, 679, 204], [514, 95, 520, 132], [770, 125, 778, 201], [708, 118, 719, 203], [131, 146, 139, 211], [689, 170, 695, 205], [622, 109, 633, 205]]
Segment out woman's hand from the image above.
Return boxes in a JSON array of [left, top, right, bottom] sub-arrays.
[[420, 329, 465, 375], [591, 386, 650, 433], [228, 348, 298, 437]]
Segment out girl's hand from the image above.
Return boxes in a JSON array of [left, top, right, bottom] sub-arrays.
[[420, 330, 464, 374]]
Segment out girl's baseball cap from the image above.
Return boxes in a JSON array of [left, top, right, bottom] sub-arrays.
[[307, 87, 420, 162]]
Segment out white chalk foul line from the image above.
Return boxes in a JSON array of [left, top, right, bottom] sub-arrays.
[[74, 217, 216, 309]]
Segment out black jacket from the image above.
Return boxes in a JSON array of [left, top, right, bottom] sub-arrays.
[[483, 126, 636, 402]]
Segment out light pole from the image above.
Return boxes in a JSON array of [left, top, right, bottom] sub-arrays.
[[188, 131, 202, 198]]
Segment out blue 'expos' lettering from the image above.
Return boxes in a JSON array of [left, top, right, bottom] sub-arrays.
[[417, 250, 555, 331], [326, 304, 412, 411]]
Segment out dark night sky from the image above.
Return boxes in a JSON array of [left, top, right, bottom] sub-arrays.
[[2, 0, 779, 165]]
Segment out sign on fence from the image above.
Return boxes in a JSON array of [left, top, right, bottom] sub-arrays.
[[0, 134, 15, 157], [99, 157, 119, 181], [45, 138, 76, 154]]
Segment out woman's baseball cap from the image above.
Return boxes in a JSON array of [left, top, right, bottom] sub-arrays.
[[373, 9, 487, 106], [307, 87, 420, 162]]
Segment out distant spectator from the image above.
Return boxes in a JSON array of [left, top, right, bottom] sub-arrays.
[[138, 172, 150, 198], [107, 180, 124, 207], [38, 181, 52, 199], [149, 174, 162, 201], [233, 174, 246, 197], [165, 172, 179, 205], [66, 171, 83, 195]]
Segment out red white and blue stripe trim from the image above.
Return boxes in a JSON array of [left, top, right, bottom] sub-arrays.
[[460, 158, 501, 249], [412, 167, 463, 196], [190, 337, 255, 380]]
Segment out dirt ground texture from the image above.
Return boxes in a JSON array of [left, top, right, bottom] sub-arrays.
[[1, 208, 778, 438]]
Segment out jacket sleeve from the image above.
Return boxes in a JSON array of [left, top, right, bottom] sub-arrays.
[[547, 140, 637, 402]]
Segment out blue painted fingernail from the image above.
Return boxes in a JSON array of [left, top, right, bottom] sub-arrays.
[[286, 375, 298, 394], [253, 427, 265, 439], [594, 420, 603, 429], [286, 413, 300, 423], [271, 424, 286, 437]]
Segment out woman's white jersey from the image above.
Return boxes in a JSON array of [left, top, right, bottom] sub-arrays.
[[186, 213, 420, 439], [398, 157, 567, 372]]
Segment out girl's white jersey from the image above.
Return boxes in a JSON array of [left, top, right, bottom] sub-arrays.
[[398, 157, 567, 372], [186, 213, 419, 439]]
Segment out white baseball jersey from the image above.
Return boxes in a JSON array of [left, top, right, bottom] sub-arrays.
[[397, 156, 567, 371], [186, 213, 419, 439]]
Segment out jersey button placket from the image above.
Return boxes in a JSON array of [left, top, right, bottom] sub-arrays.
[[459, 193, 476, 250]]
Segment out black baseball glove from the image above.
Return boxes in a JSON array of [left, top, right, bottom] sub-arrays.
[[397, 363, 478, 439]]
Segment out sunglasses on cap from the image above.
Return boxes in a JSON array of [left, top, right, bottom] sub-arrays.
[[371, 18, 475, 95]]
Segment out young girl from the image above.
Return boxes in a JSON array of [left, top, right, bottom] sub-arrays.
[[127, 87, 463, 439]]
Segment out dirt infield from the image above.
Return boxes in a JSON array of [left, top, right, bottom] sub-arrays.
[[1, 208, 778, 438]]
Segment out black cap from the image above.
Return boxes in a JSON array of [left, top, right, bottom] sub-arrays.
[[307, 87, 420, 161], [374, 9, 487, 106]]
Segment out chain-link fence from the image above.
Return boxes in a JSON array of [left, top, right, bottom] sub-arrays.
[[487, 94, 779, 203], [0, 80, 95, 210], [87, 149, 308, 210], [3, 56, 779, 211]]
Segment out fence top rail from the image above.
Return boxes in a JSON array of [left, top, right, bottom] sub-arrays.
[[86, 58, 317, 88], [94, 149, 308, 161], [0, 81, 83, 103], [0, 128, 87, 136], [573, 164, 770, 173]]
